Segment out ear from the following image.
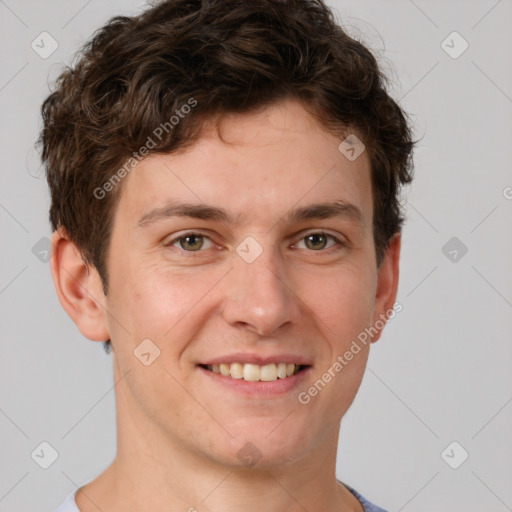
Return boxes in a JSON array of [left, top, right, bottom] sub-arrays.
[[49, 227, 110, 342], [369, 232, 401, 343]]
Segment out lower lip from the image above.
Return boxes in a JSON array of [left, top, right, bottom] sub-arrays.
[[197, 366, 312, 398]]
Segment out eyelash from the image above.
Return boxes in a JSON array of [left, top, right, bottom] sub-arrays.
[[164, 231, 345, 255]]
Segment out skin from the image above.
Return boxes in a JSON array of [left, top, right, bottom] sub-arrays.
[[50, 97, 400, 512]]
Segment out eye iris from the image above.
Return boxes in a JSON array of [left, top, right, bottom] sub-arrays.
[[180, 235, 203, 251], [305, 233, 327, 250]]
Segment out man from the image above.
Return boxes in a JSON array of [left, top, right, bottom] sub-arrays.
[[41, 0, 415, 510]]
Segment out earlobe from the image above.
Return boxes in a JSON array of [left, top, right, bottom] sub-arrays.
[[49, 228, 110, 342], [370, 233, 401, 343]]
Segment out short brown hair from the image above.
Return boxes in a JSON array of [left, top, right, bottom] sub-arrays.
[[39, 0, 416, 353]]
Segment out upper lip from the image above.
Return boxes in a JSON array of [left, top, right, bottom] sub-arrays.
[[199, 353, 313, 366]]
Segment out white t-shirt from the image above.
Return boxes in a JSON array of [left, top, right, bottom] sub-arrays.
[[53, 490, 80, 512], [54, 483, 388, 512]]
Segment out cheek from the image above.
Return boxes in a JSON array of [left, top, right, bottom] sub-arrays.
[[302, 263, 376, 339], [111, 263, 224, 352]]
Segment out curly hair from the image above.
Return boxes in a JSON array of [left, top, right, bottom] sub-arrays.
[[39, 0, 416, 354]]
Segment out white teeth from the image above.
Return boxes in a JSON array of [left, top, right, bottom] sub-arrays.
[[205, 362, 304, 381], [276, 362, 287, 379], [243, 364, 260, 381], [260, 363, 277, 381], [230, 362, 243, 379]]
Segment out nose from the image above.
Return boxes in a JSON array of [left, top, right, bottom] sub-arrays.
[[220, 242, 301, 337]]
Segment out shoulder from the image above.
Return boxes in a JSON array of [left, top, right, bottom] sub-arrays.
[[53, 489, 80, 512], [343, 482, 390, 512]]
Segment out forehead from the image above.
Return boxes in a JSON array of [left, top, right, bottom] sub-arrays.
[[115, 98, 373, 229]]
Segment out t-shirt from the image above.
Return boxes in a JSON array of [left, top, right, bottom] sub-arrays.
[[54, 483, 388, 512], [343, 483, 389, 512]]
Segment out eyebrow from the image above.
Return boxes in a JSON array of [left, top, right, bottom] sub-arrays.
[[135, 199, 365, 229]]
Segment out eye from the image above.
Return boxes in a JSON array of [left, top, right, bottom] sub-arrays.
[[165, 233, 214, 252], [164, 230, 344, 255], [294, 232, 343, 251]]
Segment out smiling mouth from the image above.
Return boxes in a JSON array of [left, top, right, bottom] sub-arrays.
[[198, 363, 310, 382]]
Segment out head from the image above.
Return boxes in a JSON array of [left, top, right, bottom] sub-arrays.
[[41, 0, 415, 469]]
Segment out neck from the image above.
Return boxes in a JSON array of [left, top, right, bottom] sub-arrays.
[[75, 362, 363, 512]]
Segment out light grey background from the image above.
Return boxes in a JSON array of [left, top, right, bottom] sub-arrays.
[[1, 1, 511, 511]]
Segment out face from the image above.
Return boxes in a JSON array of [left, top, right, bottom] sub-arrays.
[[97, 98, 396, 468]]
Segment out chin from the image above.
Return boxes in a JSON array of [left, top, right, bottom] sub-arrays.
[[210, 421, 316, 469]]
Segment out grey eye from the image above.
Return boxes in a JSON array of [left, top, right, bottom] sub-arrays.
[[304, 233, 329, 250]]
